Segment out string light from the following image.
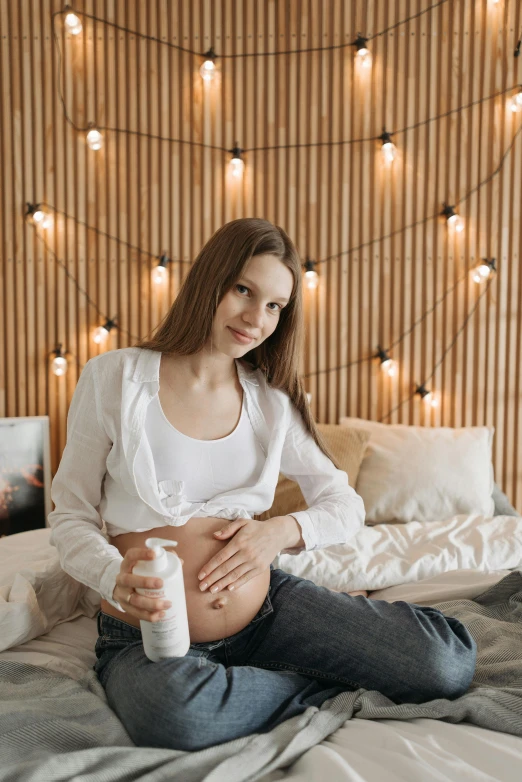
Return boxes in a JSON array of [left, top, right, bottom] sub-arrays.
[[229, 144, 245, 178], [442, 203, 464, 232], [353, 35, 372, 69], [200, 48, 217, 81], [415, 384, 439, 407], [376, 346, 398, 377], [86, 123, 103, 150], [378, 130, 396, 163], [25, 202, 52, 229], [93, 318, 117, 344], [41, 2, 510, 411], [471, 257, 496, 283], [152, 253, 170, 284], [303, 259, 319, 290], [63, 5, 82, 35], [509, 87, 522, 112], [50, 344, 68, 376], [51, 11, 521, 158]]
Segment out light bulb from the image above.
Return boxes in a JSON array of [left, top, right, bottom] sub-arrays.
[[356, 48, 372, 69], [510, 91, 522, 112], [385, 359, 398, 377], [420, 390, 439, 408], [305, 270, 319, 289], [472, 260, 495, 283], [381, 141, 396, 163], [447, 213, 464, 232], [64, 12, 82, 35], [416, 384, 438, 407], [200, 59, 216, 81], [27, 205, 52, 229], [230, 156, 244, 178], [86, 127, 103, 150], [93, 325, 109, 344], [52, 356, 68, 376], [152, 264, 167, 284]]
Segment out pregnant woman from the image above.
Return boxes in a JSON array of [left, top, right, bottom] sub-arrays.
[[48, 217, 476, 752]]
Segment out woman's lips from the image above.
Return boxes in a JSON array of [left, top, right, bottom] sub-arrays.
[[228, 327, 254, 344]]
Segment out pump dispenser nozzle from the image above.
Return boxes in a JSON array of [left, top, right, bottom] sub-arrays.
[[140, 538, 180, 574]]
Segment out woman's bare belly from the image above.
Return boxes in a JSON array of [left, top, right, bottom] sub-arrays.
[[100, 516, 272, 643]]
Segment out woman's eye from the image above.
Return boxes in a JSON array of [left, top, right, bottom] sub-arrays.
[[236, 284, 281, 311]]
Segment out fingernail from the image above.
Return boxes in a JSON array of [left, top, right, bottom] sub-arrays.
[[200, 582, 208, 590], [210, 586, 219, 593], [228, 585, 234, 591], [199, 572, 206, 580]]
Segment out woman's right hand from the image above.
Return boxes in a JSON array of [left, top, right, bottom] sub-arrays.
[[112, 547, 184, 622]]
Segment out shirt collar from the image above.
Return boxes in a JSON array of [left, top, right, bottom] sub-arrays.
[[132, 349, 259, 387]]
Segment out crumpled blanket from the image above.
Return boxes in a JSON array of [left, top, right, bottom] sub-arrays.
[[1, 569, 522, 782]]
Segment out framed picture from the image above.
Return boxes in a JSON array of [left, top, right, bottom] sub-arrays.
[[0, 416, 52, 537]]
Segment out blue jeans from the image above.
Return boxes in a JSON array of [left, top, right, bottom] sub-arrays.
[[94, 565, 476, 751]]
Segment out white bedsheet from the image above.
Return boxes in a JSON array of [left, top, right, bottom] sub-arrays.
[[274, 512, 522, 592], [261, 718, 522, 781]]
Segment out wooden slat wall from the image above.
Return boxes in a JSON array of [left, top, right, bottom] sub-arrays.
[[1, 0, 521, 510]]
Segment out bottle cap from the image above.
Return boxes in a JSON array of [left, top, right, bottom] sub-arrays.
[[139, 538, 179, 574]]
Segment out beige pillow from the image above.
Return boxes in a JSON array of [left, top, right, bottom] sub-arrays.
[[340, 417, 495, 523], [256, 424, 370, 521]]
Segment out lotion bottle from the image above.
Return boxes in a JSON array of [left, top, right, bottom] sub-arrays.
[[133, 537, 190, 662]]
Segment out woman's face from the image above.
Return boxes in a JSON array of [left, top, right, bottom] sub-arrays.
[[211, 253, 294, 356]]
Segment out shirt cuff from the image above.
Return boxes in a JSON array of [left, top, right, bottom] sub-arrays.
[[99, 557, 126, 612], [280, 511, 315, 555]]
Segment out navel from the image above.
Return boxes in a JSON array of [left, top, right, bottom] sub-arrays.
[[211, 596, 228, 609]]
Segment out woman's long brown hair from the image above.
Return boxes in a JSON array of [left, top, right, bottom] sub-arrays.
[[137, 218, 340, 470]]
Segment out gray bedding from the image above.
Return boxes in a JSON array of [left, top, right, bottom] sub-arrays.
[[1, 569, 522, 782]]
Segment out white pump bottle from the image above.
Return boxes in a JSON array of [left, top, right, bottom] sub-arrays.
[[132, 538, 190, 662]]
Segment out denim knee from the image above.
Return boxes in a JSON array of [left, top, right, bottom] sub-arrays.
[[409, 608, 477, 702], [104, 650, 235, 752], [437, 616, 477, 698]]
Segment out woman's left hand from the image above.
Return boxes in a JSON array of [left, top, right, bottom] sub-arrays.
[[197, 518, 285, 593]]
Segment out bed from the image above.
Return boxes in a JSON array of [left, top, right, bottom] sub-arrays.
[[1, 420, 522, 781]]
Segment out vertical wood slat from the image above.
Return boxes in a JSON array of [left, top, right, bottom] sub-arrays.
[[0, 0, 521, 511]]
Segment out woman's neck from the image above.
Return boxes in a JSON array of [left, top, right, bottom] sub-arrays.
[[162, 353, 238, 392]]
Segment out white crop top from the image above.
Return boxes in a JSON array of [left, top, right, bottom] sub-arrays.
[[145, 391, 266, 518]]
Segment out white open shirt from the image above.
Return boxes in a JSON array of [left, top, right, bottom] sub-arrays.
[[48, 347, 365, 610]]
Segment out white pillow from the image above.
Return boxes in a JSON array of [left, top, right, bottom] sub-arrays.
[[0, 528, 100, 652], [339, 417, 495, 524]]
